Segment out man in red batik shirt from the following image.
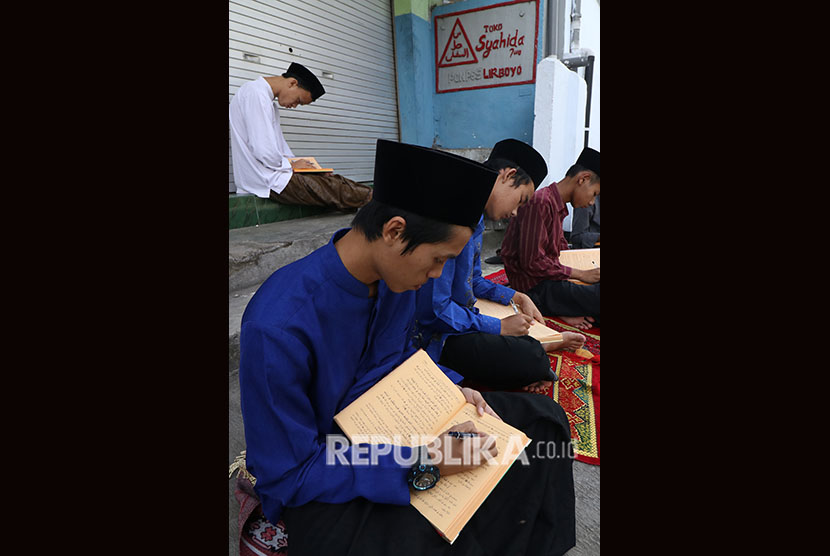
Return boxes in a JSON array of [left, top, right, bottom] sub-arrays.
[[500, 148, 601, 330]]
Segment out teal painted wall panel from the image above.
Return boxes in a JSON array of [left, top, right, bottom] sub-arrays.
[[431, 0, 545, 148], [394, 12, 436, 146], [394, 0, 546, 149]]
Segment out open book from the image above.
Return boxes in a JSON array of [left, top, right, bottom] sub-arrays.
[[473, 298, 563, 345], [288, 156, 334, 173], [333, 349, 531, 544], [559, 247, 600, 285]]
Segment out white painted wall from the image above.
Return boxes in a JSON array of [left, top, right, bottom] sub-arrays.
[[538, 0, 599, 230], [580, 0, 600, 150], [532, 56, 587, 231]]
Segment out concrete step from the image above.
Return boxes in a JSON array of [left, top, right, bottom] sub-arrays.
[[228, 222, 506, 373], [229, 193, 336, 230], [229, 212, 356, 293], [229, 212, 355, 372]]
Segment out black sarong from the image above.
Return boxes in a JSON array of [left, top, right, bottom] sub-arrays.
[[281, 392, 576, 555], [439, 333, 556, 389], [527, 281, 600, 327]]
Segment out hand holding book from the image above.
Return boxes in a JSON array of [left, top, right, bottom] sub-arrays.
[[427, 420, 499, 477], [558, 248, 600, 285], [288, 156, 334, 173], [333, 350, 532, 543], [569, 266, 600, 284], [457, 385, 502, 420], [290, 158, 317, 169], [510, 291, 545, 324], [499, 312, 534, 336], [474, 299, 562, 345]]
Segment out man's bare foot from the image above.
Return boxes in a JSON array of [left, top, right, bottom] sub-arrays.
[[559, 316, 596, 330], [543, 331, 586, 353], [521, 380, 552, 394]]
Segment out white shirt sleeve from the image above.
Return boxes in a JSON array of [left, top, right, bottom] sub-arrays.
[[239, 90, 293, 168], [229, 78, 295, 197]]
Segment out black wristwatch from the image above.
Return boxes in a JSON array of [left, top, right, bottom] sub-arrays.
[[407, 446, 440, 491]]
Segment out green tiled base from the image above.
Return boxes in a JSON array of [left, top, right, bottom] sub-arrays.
[[229, 183, 374, 229], [229, 195, 333, 229]]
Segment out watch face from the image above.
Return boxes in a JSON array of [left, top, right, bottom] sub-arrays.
[[414, 471, 437, 489]]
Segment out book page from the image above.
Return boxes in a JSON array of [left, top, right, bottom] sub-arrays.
[[558, 247, 600, 270], [474, 299, 562, 344], [559, 248, 600, 285], [334, 350, 467, 445], [410, 404, 531, 543]]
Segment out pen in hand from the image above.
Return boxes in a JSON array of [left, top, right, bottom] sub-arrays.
[[509, 300, 520, 314], [447, 431, 479, 438]]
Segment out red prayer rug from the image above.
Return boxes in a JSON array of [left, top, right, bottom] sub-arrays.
[[483, 269, 600, 465]]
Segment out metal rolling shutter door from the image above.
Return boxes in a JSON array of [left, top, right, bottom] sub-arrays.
[[229, 0, 400, 192]]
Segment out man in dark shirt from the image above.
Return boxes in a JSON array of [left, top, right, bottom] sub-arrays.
[[500, 148, 600, 329]]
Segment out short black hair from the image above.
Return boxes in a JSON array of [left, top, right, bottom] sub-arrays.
[[565, 164, 600, 182], [281, 62, 325, 99], [282, 71, 317, 97], [483, 158, 533, 188], [351, 199, 471, 255]]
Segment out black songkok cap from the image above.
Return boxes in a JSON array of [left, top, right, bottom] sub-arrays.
[[576, 147, 600, 177], [373, 139, 497, 229], [285, 62, 325, 100], [486, 139, 548, 187]]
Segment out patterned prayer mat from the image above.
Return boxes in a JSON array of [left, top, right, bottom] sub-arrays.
[[232, 469, 290, 556], [483, 269, 600, 465], [242, 511, 289, 555]]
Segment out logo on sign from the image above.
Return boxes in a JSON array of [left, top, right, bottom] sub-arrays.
[[438, 18, 478, 67], [435, 0, 539, 93]]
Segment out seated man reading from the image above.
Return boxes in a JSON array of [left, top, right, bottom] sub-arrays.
[[413, 139, 585, 395], [236, 139, 576, 555], [500, 147, 601, 330], [229, 62, 373, 210]]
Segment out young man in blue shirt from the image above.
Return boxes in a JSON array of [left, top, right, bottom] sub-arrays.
[[413, 139, 585, 394], [236, 139, 575, 555]]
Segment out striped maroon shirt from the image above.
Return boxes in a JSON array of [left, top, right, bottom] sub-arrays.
[[501, 183, 572, 292]]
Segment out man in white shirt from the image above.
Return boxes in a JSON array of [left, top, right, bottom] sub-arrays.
[[229, 63, 373, 210]]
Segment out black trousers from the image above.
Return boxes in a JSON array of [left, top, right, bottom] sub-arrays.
[[438, 332, 556, 390], [527, 280, 600, 326], [282, 392, 576, 556]]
